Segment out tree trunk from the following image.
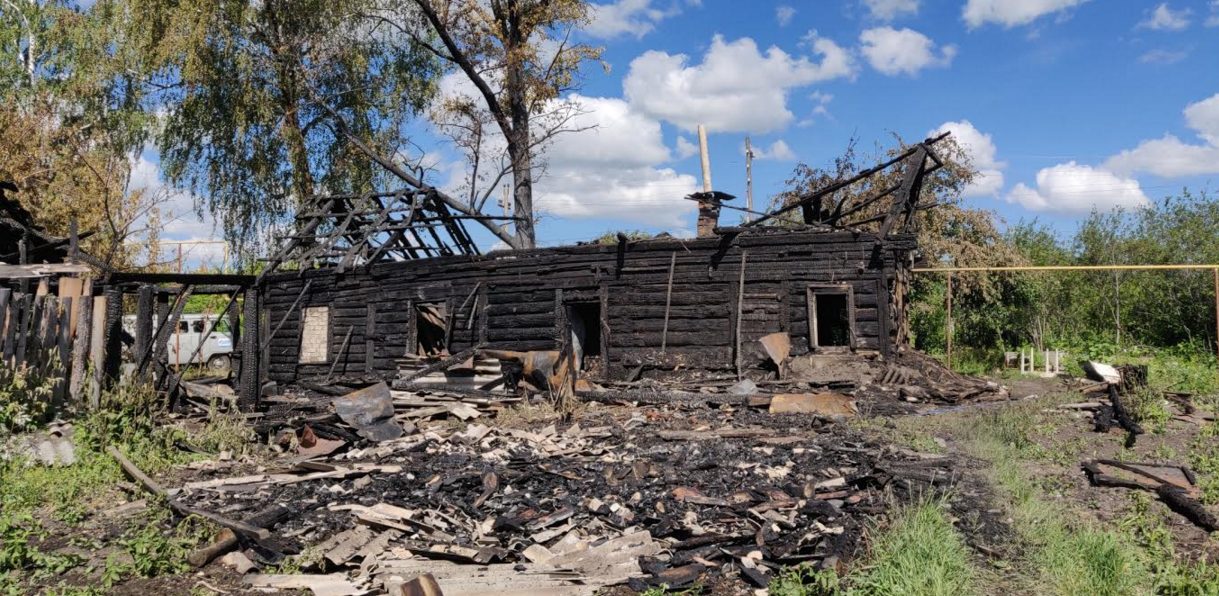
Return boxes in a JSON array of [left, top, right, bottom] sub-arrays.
[[509, 132, 535, 249], [501, 4, 536, 250], [281, 105, 315, 203], [505, 62, 535, 248]]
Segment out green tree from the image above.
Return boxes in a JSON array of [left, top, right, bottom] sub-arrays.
[[1, 0, 162, 268], [130, 0, 442, 253], [396, 0, 602, 249]]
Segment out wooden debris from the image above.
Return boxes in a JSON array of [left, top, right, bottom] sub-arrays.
[[188, 528, 238, 568], [245, 573, 365, 596], [393, 574, 444, 596], [768, 392, 858, 417], [1084, 459, 1218, 533]]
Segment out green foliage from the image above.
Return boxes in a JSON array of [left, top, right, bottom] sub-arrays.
[[131, 0, 442, 252], [0, 358, 61, 434], [848, 499, 975, 596], [769, 564, 842, 596], [189, 399, 255, 455], [1124, 388, 1172, 433], [102, 512, 208, 582], [910, 191, 1219, 372], [75, 382, 194, 473], [1189, 423, 1219, 505], [0, 510, 82, 576]]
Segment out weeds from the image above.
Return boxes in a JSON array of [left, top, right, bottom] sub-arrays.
[[0, 380, 227, 590], [0, 510, 81, 576], [849, 498, 975, 596], [102, 512, 211, 583], [1125, 388, 1172, 433], [769, 565, 842, 596], [0, 358, 61, 434], [190, 398, 255, 455], [951, 393, 1219, 595], [1189, 423, 1219, 505]]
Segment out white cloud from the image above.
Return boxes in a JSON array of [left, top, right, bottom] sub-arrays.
[[534, 95, 698, 227], [1186, 93, 1219, 144], [432, 73, 697, 229], [799, 90, 834, 126], [930, 121, 1005, 197], [1006, 162, 1148, 213], [1138, 48, 1189, 64], [1207, 0, 1219, 26], [962, 0, 1087, 28], [859, 27, 956, 76], [126, 148, 230, 269], [863, 0, 918, 21], [535, 167, 697, 228], [751, 139, 797, 161], [545, 95, 671, 167], [128, 149, 215, 242], [1138, 3, 1191, 30], [675, 136, 699, 159], [623, 35, 855, 133], [1104, 92, 1219, 177], [586, 0, 683, 39], [776, 5, 796, 26]]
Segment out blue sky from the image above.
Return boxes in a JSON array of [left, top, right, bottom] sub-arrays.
[[140, 0, 1219, 265]]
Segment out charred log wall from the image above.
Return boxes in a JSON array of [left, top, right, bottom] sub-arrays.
[[262, 229, 916, 383]]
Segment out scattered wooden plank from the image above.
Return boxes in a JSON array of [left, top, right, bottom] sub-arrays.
[[769, 393, 858, 417]]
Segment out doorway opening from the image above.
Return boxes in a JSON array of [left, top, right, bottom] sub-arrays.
[[807, 285, 853, 350], [566, 302, 602, 370], [414, 302, 448, 356]]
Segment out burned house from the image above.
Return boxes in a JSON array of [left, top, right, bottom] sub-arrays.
[[259, 135, 950, 391]]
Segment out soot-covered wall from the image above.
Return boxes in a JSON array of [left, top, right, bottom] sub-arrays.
[[261, 228, 917, 385]]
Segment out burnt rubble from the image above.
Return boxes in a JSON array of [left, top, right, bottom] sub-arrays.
[[153, 350, 1001, 596], [174, 399, 961, 595]]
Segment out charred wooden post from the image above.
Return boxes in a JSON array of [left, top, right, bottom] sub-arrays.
[[102, 285, 124, 385], [239, 287, 261, 410], [69, 289, 93, 403], [133, 285, 154, 376]]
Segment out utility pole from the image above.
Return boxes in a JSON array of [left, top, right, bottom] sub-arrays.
[[698, 124, 712, 192], [744, 136, 754, 212]]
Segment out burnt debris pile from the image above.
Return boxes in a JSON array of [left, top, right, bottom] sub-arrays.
[[175, 395, 963, 595]]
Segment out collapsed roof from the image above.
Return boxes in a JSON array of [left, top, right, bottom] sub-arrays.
[[267, 132, 951, 274]]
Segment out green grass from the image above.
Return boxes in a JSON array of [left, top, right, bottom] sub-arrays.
[[849, 499, 976, 596], [0, 380, 231, 591], [954, 393, 1219, 595], [768, 499, 976, 596]]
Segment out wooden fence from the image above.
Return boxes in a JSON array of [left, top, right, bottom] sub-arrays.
[[0, 277, 106, 409]]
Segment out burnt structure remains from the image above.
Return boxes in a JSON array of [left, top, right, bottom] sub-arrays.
[[259, 134, 950, 392]]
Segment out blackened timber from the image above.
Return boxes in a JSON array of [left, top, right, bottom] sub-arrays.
[[239, 287, 260, 410], [102, 285, 123, 385], [263, 226, 917, 385], [108, 272, 256, 286]]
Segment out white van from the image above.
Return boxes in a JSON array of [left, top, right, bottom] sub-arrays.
[[122, 314, 234, 371]]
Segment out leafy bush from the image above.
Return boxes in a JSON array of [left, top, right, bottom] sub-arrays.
[[0, 359, 61, 434]]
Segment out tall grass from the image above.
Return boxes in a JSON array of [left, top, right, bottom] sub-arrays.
[[849, 499, 976, 596]]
